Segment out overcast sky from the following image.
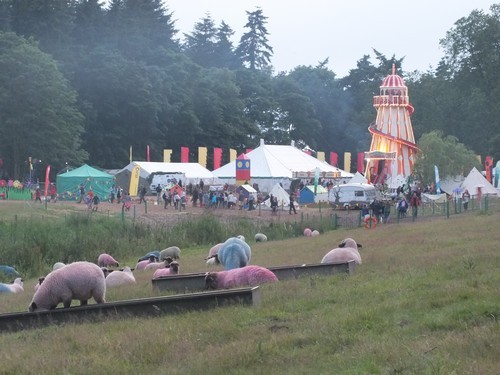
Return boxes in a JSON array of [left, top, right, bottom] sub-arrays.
[[166, 0, 496, 77]]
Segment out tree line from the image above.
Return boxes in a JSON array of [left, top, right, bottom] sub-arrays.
[[0, 0, 498, 184]]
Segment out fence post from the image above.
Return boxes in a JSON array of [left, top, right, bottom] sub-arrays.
[[144, 200, 148, 214], [446, 200, 450, 218]]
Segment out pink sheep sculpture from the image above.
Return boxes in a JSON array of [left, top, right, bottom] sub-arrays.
[[28, 261, 106, 311], [97, 253, 119, 268], [303, 228, 312, 237], [321, 238, 362, 265], [135, 255, 157, 270], [105, 267, 136, 288], [152, 261, 180, 279], [205, 265, 278, 290]]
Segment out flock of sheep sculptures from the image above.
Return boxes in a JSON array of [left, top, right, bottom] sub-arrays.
[[0, 231, 362, 312]]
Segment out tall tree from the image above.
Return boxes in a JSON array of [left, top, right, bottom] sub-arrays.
[[414, 131, 480, 184], [183, 14, 218, 68], [214, 21, 240, 69], [236, 8, 273, 71], [438, 4, 500, 161], [106, 0, 178, 59], [73, 0, 106, 48], [0, 32, 87, 179]]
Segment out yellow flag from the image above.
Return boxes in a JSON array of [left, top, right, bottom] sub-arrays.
[[229, 148, 237, 162], [344, 152, 351, 173], [317, 151, 325, 162], [163, 149, 172, 163], [129, 165, 141, 196], [198, 147, 207, 167]]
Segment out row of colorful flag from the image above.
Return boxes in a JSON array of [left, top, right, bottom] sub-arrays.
[[131, 145, 367, 174]]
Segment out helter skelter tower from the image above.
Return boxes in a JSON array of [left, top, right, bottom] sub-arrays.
[[364, 65, 418, 188]]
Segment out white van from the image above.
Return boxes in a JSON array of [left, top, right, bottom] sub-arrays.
[[328, 183, 377, 209]]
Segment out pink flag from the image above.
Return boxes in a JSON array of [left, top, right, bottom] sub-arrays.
[[213, 148, 223, 170], [146, 145, 150, 162], [330, 152, 338, 167], [181, 147, 189, 163], [246, 148, 253, 154], [357, 152, 365, 173]]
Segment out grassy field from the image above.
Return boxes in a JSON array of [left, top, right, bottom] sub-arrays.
[[0, 204, 499, 374]]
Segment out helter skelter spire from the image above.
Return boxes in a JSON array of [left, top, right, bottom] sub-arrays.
[[364, 64, 418, 188]]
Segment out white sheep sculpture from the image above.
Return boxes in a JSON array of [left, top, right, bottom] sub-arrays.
[[0, 278, 24, 294], [105, 266, 136, 288], [321, 238, 362, 265], [28, 261, 106, 311]]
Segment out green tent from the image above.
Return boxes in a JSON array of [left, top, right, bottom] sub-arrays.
[[56, 164, 115, 201]]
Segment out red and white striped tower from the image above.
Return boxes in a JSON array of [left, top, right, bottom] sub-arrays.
[[364, 64, 418, 188]]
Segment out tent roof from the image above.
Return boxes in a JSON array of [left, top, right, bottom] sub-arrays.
[[58, 164, 113, 178], [237, 184, 257, 193], [213, 143, 352, 179], [116, 162, 215, 180], [302, 185, 328, 194], [350, 171, 368, 184], [461, 167, 498, 196]]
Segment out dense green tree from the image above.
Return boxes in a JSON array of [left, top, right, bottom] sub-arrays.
[[236, 8, 273, 71], [73, 0, 105, 48], [413, 131, 480, 184], [214, 21, 240, 69], [438, 4, 500, 160], [0, 0, 12, 32], [191, 68, 258, 150], [10, 0, 76, 55], [0, 32, 87, 179]]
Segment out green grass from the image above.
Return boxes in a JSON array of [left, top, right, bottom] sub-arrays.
[[0, 207, 499, 374]]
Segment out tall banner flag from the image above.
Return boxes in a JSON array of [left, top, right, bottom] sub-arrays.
[[344, 152, 351, 173], [181, 147, 189, 163], [213, 148, 223, 170], [129, 146, 133, 163], [129, 165, 141, 196], [229, 148, 237, 162], [236, 154, 251, 186], [317, 151, 325, 162], [146, 145, 150, 162], [330, 152, 338, 167], [434, 165, 441, 193], [198, 147, 207, 168], [485, 156, 493, 183], [163, 149, 172, 163], [314, 167, 320, 195], [44, 165, 51, 198], [357, 152, 365, 173]]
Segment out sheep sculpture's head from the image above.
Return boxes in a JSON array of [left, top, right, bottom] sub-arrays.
[[338, 238, 362, 249], [205, 272, 218, 290]]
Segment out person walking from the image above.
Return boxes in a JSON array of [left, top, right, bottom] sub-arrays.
[[289, 192, 297, 214], [462, 189, 470, 211], [410, 191, 420, 219]]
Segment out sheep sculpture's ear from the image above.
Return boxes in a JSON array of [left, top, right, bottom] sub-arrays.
[[357, 243, 362, 248], [338, 241, 346, 248]]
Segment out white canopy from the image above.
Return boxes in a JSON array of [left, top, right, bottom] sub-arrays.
[[213, 140, 352, 192], [261, 183, 290, 209], [114, 161, 217, 187]]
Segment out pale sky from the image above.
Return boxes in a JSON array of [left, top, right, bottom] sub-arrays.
[[166, 0, 496, 77]]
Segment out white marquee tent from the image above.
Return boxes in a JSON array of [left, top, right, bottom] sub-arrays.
[[113, 162, 216, 191], [213, 140, 353, 192]]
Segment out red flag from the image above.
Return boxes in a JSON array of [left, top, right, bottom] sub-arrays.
[[330, 152, 338, 167], [213, 148, 223, 170], [357, 152, 365, 173], [181, 147, 189, 163], [44, 165, 51, 198], [146, 145, 150, 162]]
